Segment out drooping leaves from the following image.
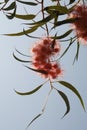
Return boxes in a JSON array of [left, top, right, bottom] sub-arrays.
[[14, 84, 43, 96], [58, 81, 85, 110], [15, 48, 30, 57], [57, 90, 70, 117], [13, 53, 31, 63]]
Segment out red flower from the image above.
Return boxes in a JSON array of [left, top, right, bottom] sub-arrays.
[[31, 37, 63, 79], [69, 4, 87, 44]]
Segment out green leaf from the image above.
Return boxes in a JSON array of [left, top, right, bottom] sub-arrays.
[[5, 7, 16, 19], [52, 30, 73, 39], [58, 81, 85, 110], [54, 18, 77, 27], [13, 53, 31, 63], [57, 90, 70, 117], [5, 0, 9, 3], [15, 14, 35, 20], [16, 0, 37, 6], [59, 38, 74, 59], [26, 113, 42, 128], [73, 41, 80, 64], [27, 14, 56, 26], [3, 2, 16, 11], [25, 65, 48, 74], [14, 84, 43, 95], [15, 48, 30, 57], [4, 26, 38, 36], [44, 5, 69, 14]]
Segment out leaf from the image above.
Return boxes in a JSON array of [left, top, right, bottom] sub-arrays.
[[57, 90, 70, 117], [15, 14, 35, 20], [52, 30, 73, 39], [5, 7, 16, 19], [5, 0, 9, 3], [13, 53, 31, 63], [27, 14, 56, 26], [26, 113, 42, 129], [54, 18, 77, 27], [44, 5, 69, 14], [58, 81, 85, 110], [3, 2, 16, 11], [59, 38, 74, 59], [25, 65, 48, 74], [14, 84, 43, 96], [73, 41, 80, 64], [15, 48, 30, 57], [4, 26, 38, 36], [16, 0, 37, 6], [69, 0, 75, 4]]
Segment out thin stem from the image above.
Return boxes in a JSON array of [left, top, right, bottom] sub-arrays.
[[42, 87, 53, 113], [41, 0, 49, 36]]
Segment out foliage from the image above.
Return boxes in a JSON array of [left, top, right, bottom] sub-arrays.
[[0, 0, 86, 129]]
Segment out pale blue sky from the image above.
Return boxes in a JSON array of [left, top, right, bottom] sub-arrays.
[[0, 1, 87, 130]]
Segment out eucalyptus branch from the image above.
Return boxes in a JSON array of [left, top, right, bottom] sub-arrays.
[[26, 82, 53, 130]]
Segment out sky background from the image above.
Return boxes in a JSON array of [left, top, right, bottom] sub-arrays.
[[0, 0, 87, 130]]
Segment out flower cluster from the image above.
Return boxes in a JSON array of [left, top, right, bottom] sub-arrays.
[[31, 37, 62, 79], [69, 4, 87, 44]]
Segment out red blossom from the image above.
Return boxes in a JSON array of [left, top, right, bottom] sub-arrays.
[[31, 37, 62, 79], [69, 4, 87, 44]]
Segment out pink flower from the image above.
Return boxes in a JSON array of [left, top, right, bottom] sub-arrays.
[[31, 37, 63, 79], [69, 4, 87, 44]]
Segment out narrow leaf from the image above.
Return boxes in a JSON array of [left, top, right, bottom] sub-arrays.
[[54, 18, 77, 27], [57, 90, 70, 117], [3, 2, 16, 11], [59, 39, 74, 59], [14, 84, 43, 96], [25, 65, 48, 74], [73, 41, 80, 64], [4, 26, 38, 36], [16, 0, 37, 6], [5, 5, 16, 19], [15, 14, 35, 20], [52, 30, 73, 39], [44, 5, 69, 14], [26, 113, 42, 129], [13, 53, 31, 63], [27, 14, 56, 26], [15, 48, 30, 57], [58, 81, 85, 110]]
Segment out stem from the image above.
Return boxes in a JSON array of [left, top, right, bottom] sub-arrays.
[[42, 87, 53, 113], [41, 0, 49, 36]]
